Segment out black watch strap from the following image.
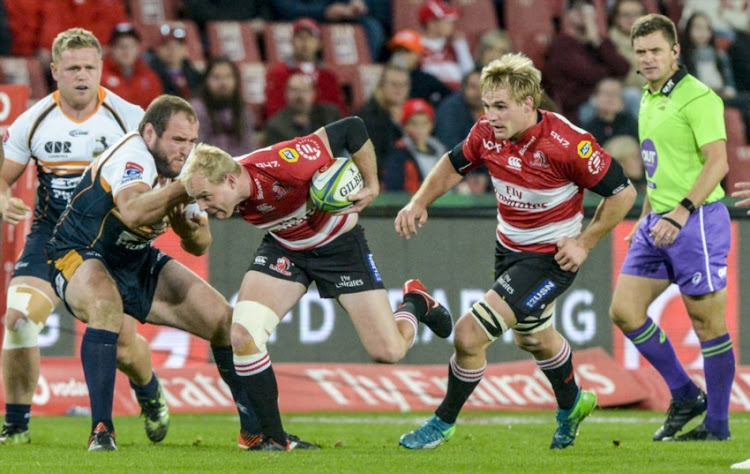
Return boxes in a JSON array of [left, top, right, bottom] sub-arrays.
[[679, 197, 696, 214]]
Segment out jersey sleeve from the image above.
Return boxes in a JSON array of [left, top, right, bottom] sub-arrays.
[[101, 140, 158, 200], [455, 119, 487, 174], [273, 133, 334, 182], [560, 135, 615, 190], [683, 91, 726, 148], [3, 110, 33, 166]]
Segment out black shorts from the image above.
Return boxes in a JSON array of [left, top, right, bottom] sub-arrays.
[[249, 225, 385, 298], [12, 221, 55, 280], [492, 242, 576, 331], [50, 246, 172, 323]]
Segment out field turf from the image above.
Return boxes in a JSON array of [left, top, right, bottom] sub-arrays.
[[1, 410, 748, 473]]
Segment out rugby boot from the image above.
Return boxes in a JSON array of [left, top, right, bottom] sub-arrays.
[[0, 423, 30, 444], [653, 390, 706, 441], [88, 422, 117, 451], [550, 389, 597, 449], [402, 279, 453, 338], [399, 415, 456, 449], [138, 384, 170, 442], [247, 433, 320, 451], [675, 423, 730, 441]]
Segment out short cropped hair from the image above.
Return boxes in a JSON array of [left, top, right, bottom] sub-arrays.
[[181, 143, 240, 186], [630, 13, 677, 47], [52, 28, 102, 64], [480, 53, 542, 107], [139, 94, 197, 136]]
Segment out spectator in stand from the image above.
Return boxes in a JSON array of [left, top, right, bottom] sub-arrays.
[[679, 0, 750, 43], [579, 78, 638, 144], [544, 0, 630, 122], [264, 73, 341, 145], [434, 69, 482, 149], [268, 0, 387, 61], [388, 28, 452, 107], [182, 0, 272, 37], [4, 1, 42, 57], [145, 24, 202, 99], [607, 0, 646, 118], [474, 29, 513, 68], [417, 0, 475, 90], [264, 17, 346, 120], [384, 98, 446, 193], [434, 68, 492, 194], [356, 65, 410, 180], [682, 11, 750, 132], [190, 57, 259, 157], [101, 23, 163, 111], [602, 135, 646, 194]]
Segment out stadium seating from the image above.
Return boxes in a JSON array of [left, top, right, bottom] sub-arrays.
[[392, 0, 424, 33], [504, 0, 558, 70], [0, 57, 48, 100], [205, 21, 261, 62], [236, 61, 266, 125], [453, 0, 499, 50], [724, 107, 750, 193], [351, 63, 384, 111], [127, 0, 182, 25], [263, 22, 294, 65]]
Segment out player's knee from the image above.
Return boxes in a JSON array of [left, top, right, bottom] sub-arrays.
[[2, 285, 54, 350], [608, 301, 634, 330], [369, 343, 404, 364], [514, 334, 541, 353], [453, 318, 485, 357], [231, 301, 280, 355]]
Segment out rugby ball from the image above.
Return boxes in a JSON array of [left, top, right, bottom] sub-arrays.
[[310, 157, 364, 212]]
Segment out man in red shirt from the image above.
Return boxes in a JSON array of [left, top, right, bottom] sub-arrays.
[[395, 52, 636, 450], [101, 23, 163, 110], [264, 18, 346, 119]]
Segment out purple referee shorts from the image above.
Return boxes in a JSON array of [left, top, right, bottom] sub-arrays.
[[619, 201, 730, 296]]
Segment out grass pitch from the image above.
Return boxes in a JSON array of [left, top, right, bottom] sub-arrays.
[[0, 410, 747, 473]]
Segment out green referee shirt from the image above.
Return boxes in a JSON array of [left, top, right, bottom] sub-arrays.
[[639, 66, 726, 214]]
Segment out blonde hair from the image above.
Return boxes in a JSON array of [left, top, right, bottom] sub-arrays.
[[480, 53, 542, 107], [52, 28, 102, 64], [181, 143, 240, 187]]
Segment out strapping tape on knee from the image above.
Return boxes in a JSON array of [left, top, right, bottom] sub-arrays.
[[471, 298, 509, 341], [3, 285, 54, 349], [232, 301, 280, 353]]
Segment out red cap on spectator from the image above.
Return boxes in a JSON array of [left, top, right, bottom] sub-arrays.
[[293, 18, 321, 37], [388, 29, 424, 54], [418, 0, 460, 25], [401, 98, 435, 125]]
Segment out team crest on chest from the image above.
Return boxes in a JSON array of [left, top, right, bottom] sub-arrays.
[[530, 150, 549, 168]]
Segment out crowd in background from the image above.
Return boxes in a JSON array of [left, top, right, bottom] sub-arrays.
[[0, 0, 746, 195]]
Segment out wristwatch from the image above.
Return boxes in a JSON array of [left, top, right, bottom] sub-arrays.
[[679, 197, 696, 214]]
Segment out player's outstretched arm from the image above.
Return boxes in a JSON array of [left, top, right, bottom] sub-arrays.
[[116, 180, 191, 229], [395, 154, 463, 239]]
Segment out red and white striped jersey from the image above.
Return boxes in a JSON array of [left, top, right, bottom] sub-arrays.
[[235, 133, 356, 251], [461, 110, 613, 253]]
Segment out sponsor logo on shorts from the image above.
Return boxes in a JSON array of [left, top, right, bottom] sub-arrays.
[[718, 266, 727, 279], [577, 140, 592, 159], [14, 261, 29, 270], [278, 148, 299, 163], [269, 257, 292, 276], [121, 161, 144, 184], [366, 253, 382, 283], [692, 272, 702, 285], [254, 256, 267, 266], [335, 275, 364, 289], [296, 138, 322, 160], [523, 279, 557, 309], [497, 274, 515, 295], [54, 273, 66, 298]]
